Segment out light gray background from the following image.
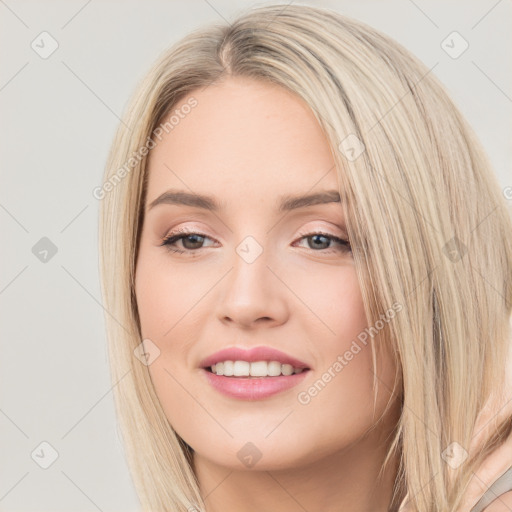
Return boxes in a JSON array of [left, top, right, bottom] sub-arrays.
[[1, 1, 511, 510]]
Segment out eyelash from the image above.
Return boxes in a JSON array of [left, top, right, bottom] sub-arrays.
[[159, 228, 351, 256]]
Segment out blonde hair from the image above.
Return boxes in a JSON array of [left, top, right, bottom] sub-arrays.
[[98, 4, 512, 511]]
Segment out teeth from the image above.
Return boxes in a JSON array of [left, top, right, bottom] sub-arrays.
[[210, 360, 306, 377], [268, 361, 282, 376], [223, 360, 234, 376]]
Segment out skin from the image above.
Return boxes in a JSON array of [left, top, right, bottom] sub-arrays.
[[134, 75, 402, 512], [484, 493, 512, 512], [456, 391, 512, 512]]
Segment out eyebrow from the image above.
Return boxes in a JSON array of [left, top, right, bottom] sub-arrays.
[[147, 189, 341, 212]]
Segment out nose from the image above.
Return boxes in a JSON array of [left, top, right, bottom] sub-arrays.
[[215, 244, 290, 329]]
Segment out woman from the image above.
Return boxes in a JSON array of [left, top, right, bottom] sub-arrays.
[[98, 4, 512, 511]]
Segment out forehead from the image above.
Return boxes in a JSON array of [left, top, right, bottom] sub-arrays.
[[145, 76, 339, 205]]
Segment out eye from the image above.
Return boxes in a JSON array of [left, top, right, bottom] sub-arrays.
[[160, 228, 217, 254], [293, 231, 351, 254], [159, 229, 351, 255]]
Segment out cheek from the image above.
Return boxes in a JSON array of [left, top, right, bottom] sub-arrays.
[[299, 263, 368, 347], [134, 245, 219, 377], [294, 267, 395, 421], [134, 251, 213, 443], [134, 247, 208, 340]]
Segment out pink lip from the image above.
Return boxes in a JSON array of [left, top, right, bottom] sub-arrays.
[[201, 369, 310, 400], [198, 346, 311, 370]]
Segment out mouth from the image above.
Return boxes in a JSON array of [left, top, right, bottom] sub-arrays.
[[198, 346, 312, 399], [200, 361, 311, 400]]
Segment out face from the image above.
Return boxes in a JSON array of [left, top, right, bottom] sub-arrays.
[[134, 75, 399, 470]]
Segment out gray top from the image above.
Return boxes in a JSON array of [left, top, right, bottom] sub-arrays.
[[470, 465, 512, 512]]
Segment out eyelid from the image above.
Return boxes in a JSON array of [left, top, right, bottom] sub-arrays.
[[296, 222, 348, 238], [160, 227, 218, 245], [160, 223, 217, 239]]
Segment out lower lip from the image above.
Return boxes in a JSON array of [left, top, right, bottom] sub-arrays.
[[201, 368, 310, 400]]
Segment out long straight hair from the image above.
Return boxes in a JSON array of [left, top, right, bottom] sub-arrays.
[[98, 4, 512, 511]]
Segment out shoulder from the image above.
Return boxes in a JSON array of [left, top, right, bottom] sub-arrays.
[[482, 490, 512, 511]]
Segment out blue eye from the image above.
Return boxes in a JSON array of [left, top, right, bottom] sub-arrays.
[[160, 229, 351, 255], [294, 232, 351, 253]]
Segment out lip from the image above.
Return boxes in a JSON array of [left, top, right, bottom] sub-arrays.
[[198, 346, 311, 370], [201, 368, 310, 400]]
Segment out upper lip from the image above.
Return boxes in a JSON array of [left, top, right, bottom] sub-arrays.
[[199, 346, 311, 370]]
